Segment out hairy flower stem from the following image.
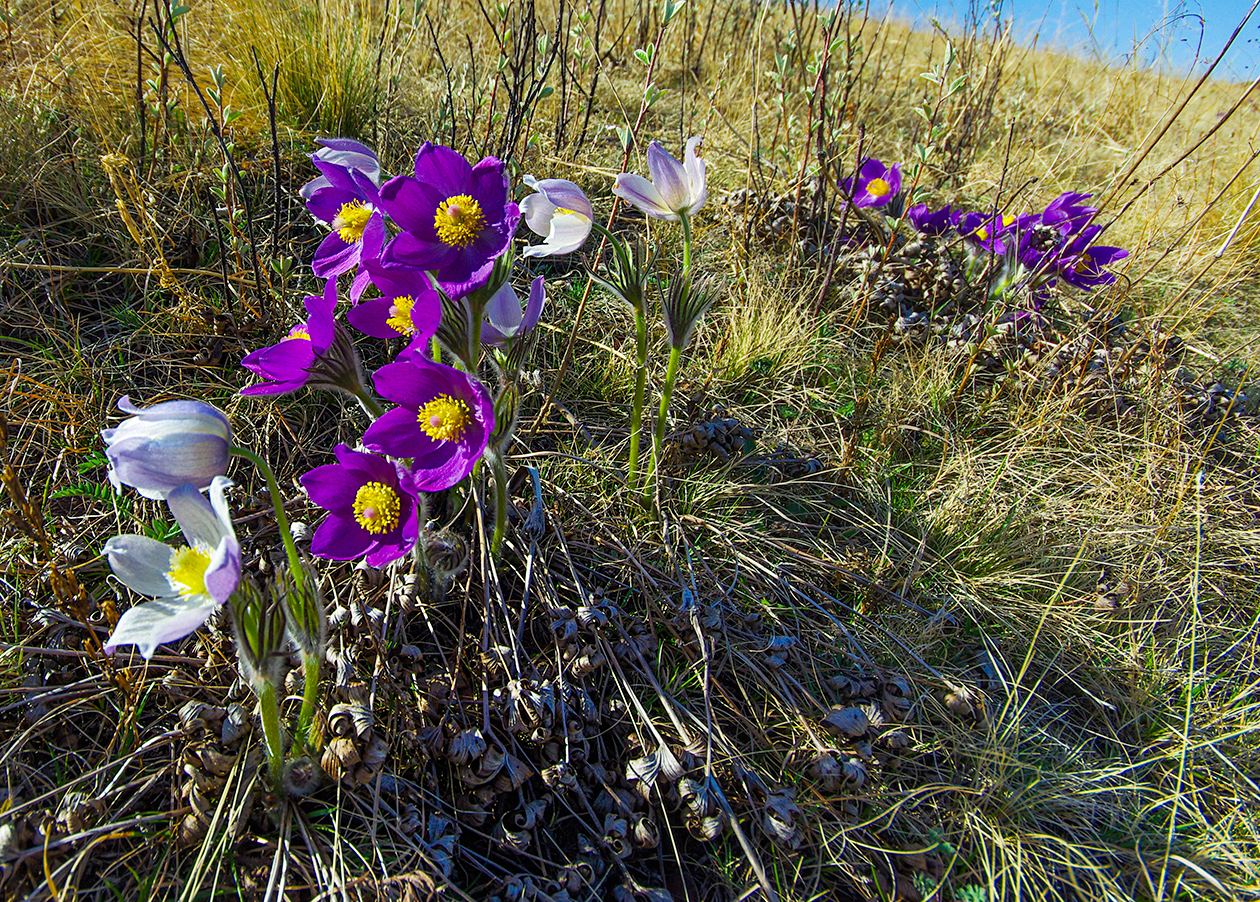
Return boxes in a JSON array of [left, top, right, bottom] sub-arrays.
[[648, 346, 682, 501], [628, 304, 649, 489], [349, 384, 386, 419], [229, 445, 320, 735], [257, 682, 285, 785], [488, 447, 509, 556], [680, 213, 693, 276]]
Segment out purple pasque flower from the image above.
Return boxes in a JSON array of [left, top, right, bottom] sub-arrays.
[[956, 210, 1025, 255], [1056, 226, 1129, 289], [376, 143, 520, 298], [481, 275, 545, 347], [907, 203, 958, 236], [103, 396, 231, 500], [303, 140, 386, 280], [103, 476, 241, 658], [841, 158, 902, 208], [613, 137, 707, 222], [364, 353, 494, 491], [347, 260, 442, 354], [300, 444, 421, 566], [521, 175, 594, 257], [300, 138, 383, 198], [1039, 191, 1095, 235], [244, 277, 332, 395]]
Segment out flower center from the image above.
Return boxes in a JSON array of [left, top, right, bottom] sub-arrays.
[[287, 324, 312, 341], [353, 481, 400, 534], [417, 394, 470, 443], [167, 546, 212, 599], [333, 200, 373, 243], [973, 226, 990, 241], [434, 195, 486, 248], [866, 177, 892, 198], [386, 295, 416, 335]]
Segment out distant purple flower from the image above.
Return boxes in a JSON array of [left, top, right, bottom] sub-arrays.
[[841, 158, 901, 208], [102, 397, 231, 500], [303, 141, 386, 280], [1057, 226, 1128, 289], [300, 444, 421, 566], [613, 137, 707, 222], [364, 354, 494, 491], [906, 203, 958, 236], [103, 477, 241, 658], [377, 143, 520, 298], [347, 261, 442, 355], [521, 176, 594, 256], [481, 276, 545, 347], [956, 210, 1026, 255]]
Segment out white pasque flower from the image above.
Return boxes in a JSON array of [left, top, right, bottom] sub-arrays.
[[613, 137, 706, 221], [101, 395, 232, 501], [520, 175, 594, 257], [103, 476, 241, 659]]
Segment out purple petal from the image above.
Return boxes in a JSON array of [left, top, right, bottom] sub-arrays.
[[646, 141, 689, 212], [413, 142, 474, 191], [613, 173, 677, 221], [310, 512, 373, 561]]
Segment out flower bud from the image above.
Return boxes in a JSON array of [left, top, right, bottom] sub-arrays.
[[102, 396, 231, 500]]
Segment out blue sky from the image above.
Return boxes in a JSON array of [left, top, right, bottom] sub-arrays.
[[875, 0, 1259, 80]]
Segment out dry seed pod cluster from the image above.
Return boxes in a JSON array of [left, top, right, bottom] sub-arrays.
[[321, 683, 389, 787], [177, 700, 262, 844], [677, 412, 758, 462]]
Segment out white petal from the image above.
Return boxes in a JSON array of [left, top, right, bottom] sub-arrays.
[[104, 594, 221, 659], [484, 282, 524, 335], [105, 535, 177, 597], [521, 192, 558, 237], [683, 136, 707, 214], [167, 483, 225, 549]]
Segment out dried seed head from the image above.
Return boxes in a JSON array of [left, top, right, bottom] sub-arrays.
[[805, 750, 845, 792], [282, 756, 322, 798], [448, 728, 488, 766], [822, 706, 870, 739]]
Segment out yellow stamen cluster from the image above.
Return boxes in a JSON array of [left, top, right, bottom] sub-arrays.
[[353, 482, 401, 534], [167, 546, 212, 599], [866, 177, 892, 198], [386, 296, 416, 335], [333, 200, 373, 243], [434, 195, 485, 248], [287, 325, 312, 342], [418, 394, 470, 443]]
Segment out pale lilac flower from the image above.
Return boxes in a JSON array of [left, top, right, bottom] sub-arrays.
[[520, 176, 594, 256], [103, 477, 241, 659], [102, 397, 231, 500], [613, 137, 706, 221]]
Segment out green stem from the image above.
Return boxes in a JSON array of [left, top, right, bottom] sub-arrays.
[[258, 683, 285, 785], [488, 448, 509, 556], [628, 303, 649, 489], [648, 345, 682, 500], [680, 212, 692, 277], [231, 445, 321, 741], [230, 446, 304, 590], [298, 650, 320, 746]]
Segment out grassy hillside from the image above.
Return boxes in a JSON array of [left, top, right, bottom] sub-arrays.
[[2, 0, 1260, 900]]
